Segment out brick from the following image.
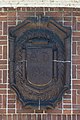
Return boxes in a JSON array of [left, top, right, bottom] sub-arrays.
[[3, 70, 7, 83], [8, 115, 12, 120], [73, 85, 80, 89], [63, 110, 71, 114], [77, 90, 80, 94], [64, 8, 72, 12], [73, 37, 80, 41], [13, 114, 18, 120], [64, 17, 71, 21], [0, 22, 2, 30], [35, 110, 43, 113], [73, 80, 80, 85], [72, 59, 80, 64], [36, 7, 43, 11], [8, 21, 16, 26], [72, 115, 76, 120], [73, 110, 80, 114], [47, 114, 51, 120], [8, 17, 16, 21], [72, 65, 76, 79], [72, 56, 80, 60], [46, 12, 62, 18], [8, 95, 15, 99], [0, 95, 2, 103], [0, 55, 2, 59], [0, 109, 6, 113], [0, 35, 7, 40], [16, 100, 21, 110], [42, 114, 46, 120], [27, 114, 31, 120], [17, 107, 34, 113], [64, 12, 71, 16], [0, 12, 7, 16], [72, 42, 76, 54], [3, 95, 6, 108], [0, 17, 7, 21], [8, 12, 16, 17], [63, 100, 71, 104], [77, 71, 80, 79], [17, 12, 35, 20], [57, 115, 61, 120], [77, 115, 80, 120], [0, 90, 6, 94], [55, 8, 63, 12], [8, 104, 15, 108], [57, 102, 62, 108], [52, 115, 56, 120], [18, 114, 22, 120], [73, 12, 80, 16], [0, 65, 7, 69], [0, 30, 2, 35], [3, 7, 8, 11], [67, 115, 71, 120], [0, 60, 7, 64], [72, 90, 76, 104], [26, 7, 31, 11], [37, 115, 41, 120], [0, 41, 7, 45], [0, 70, 2, 82], [45, 109, 62, 113], [64, 22, 71, 26], [21, 7, 27, 11], [77, 65, 80, 69], [3, 46, 7, 59], [77, 95, 80, 104], [3, 115, 7, 120], [8, 7, 16, 11], [0, 84, 6, 88], [72, 17, 76, 31], [62, 115, 66, 120], [8, 99, 15, 103], [73, 105, 80, 109], [0, 115, 2, 120], [8, 109, 15, 113], [3, 22, 7, 35], [77, 22, 80, 31], [31, 114, 36, 120], [63, 95, 71, 99], [73, 32, 80, 37], [77, 46, 80, 55], [63, 105, 71, 109], [17, 7, 22, 11]]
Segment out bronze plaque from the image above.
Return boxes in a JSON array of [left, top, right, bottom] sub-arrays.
[[9, 17, 71, 109]]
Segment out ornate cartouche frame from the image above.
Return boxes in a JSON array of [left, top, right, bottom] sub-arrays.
[[9, 17, 71, 109]]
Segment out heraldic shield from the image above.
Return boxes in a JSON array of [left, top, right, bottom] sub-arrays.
[[9, 17, 71, 109]]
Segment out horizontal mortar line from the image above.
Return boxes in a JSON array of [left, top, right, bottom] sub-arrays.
[[63, 103, 71, 105], [52, 60, 71, 63], [0, 59, 7, 60], [63, 98, 71, 100]]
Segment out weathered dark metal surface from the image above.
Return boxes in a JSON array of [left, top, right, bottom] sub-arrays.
[[9, 17, 71, 109]]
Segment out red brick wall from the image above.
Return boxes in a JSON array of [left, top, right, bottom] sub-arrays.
[[0, 7, 80, 120]]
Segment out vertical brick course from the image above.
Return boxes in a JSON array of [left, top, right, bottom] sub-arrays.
[[0, 7, 79, 120]]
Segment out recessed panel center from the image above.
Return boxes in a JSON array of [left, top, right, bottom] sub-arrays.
[[27, 47, 52, 86]]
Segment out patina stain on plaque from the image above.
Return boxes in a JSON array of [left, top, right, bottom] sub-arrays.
[[9, 17, 71, 109]]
